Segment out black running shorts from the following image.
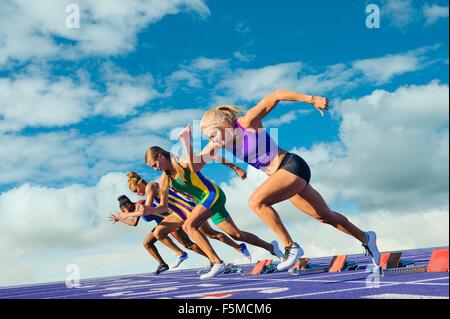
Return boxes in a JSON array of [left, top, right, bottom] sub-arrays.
[[278, 152, 311, 184]]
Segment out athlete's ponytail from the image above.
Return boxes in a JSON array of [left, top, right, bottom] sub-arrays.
[[200, 105, 243, 131], [127, 171, 146, 192]]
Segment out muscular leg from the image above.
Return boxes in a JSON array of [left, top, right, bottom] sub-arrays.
[[142, 231, 166, 265], [153, 214, 187, 256], [182, 205, 222, 264], [290, 184, 367, 243], [199, 221, 242, 252], [171, 228, 210, 260], [248, 169, 307, 247], [215, 217, 274, 253]]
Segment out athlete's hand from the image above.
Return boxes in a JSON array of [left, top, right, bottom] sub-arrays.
[[135, 203, 145, 215], [178, 125, 192, 143], [309, 96, 329, 116], [235, 167, 247, 180], [109, 214, 120, 223], [117, 211, 131, 221]]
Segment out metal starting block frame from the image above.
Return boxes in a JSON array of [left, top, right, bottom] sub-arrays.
[[197, 263, 244, 275], [289, 255, 359, 275], [381, 249, 449, 277], [223, 263, 243, 274]]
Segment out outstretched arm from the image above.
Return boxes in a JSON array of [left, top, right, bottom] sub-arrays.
[[109, 213, 140, 227], [243, 89, 329, 126], [214, 155, 247, 180], [120, 216, 140, 227], [117, 202, 168, 219], [179, 125, 221, 172]]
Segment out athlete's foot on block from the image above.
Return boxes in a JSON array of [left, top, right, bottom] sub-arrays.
[[200, 262, 226, 280], [276, 242, 304, 271], [363, 231, 381, 266], [171, 251, 188, 269], [239, 243, 252, 262], [153, 263, 169, 275], [270, 240, 284, 260], [198, 263, 213, 274]]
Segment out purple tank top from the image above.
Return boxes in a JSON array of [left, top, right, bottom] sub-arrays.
[[227, 120, 279, 170]]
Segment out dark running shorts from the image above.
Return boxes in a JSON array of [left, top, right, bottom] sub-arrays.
[[279, 152, 311, 184]]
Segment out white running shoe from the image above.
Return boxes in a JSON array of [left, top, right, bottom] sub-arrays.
[[363, 231, 381, 266], [270, 240, 284, 260], [171, 252, 188, 269], [200, 262, 226, 280], [197, 263, 213, 274], [276, 242, 304, 272]]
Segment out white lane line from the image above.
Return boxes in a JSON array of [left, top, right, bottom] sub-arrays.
[[121, 279, 287, 299], [272, 276, 450, 299], [14, 281, 178, 299], [123, 275, 449, 300], [290, 278, 448, 286], [362, 293, 449, 299], [80, 271, 450, 299], [134, 270, 447, 284]]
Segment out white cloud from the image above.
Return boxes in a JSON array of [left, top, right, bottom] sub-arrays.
[[0, 131, 90, 185], [123, 108, 205, 132], [0, 130, 168, 186], [0, 74, 96, 132], [165, 57, 229, 92], [0, 172, 160, 286], [352, 54, 421, 84], [423, 3, 449, 26], [190, 57, 229, 71], [213, 47, 436, 105], [0, 65, 157, 132], [0, 0, 210, 66], [296, 81, 449, 213], [166, 69, 203, 89], [216, 62, 303, 103], [94, 64, 159, 117], [236, 22, 250, 34], [264, 110, 313, 127], [382, 0, 417, 28], [233, 51, 256, 62]]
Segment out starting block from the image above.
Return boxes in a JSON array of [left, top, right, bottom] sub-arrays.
[[197, 263, 244, 275], [379, 251, 425, 276], [289, 255, 359, 275], [247, 259, 275, 275], [380, 249, 449, 276], [222, 263, 243, 274], [427, 249, 449, 272]]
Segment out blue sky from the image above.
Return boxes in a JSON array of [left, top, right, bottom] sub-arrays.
[[0, 0, 448, 286]]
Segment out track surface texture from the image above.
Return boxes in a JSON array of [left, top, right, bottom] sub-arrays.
[[1, 247, 448, 299]]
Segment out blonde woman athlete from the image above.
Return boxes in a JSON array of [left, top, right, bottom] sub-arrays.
[[179, 88, 381, 271], [145, 146, 284, 279], [124, 172, 253, 265]]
